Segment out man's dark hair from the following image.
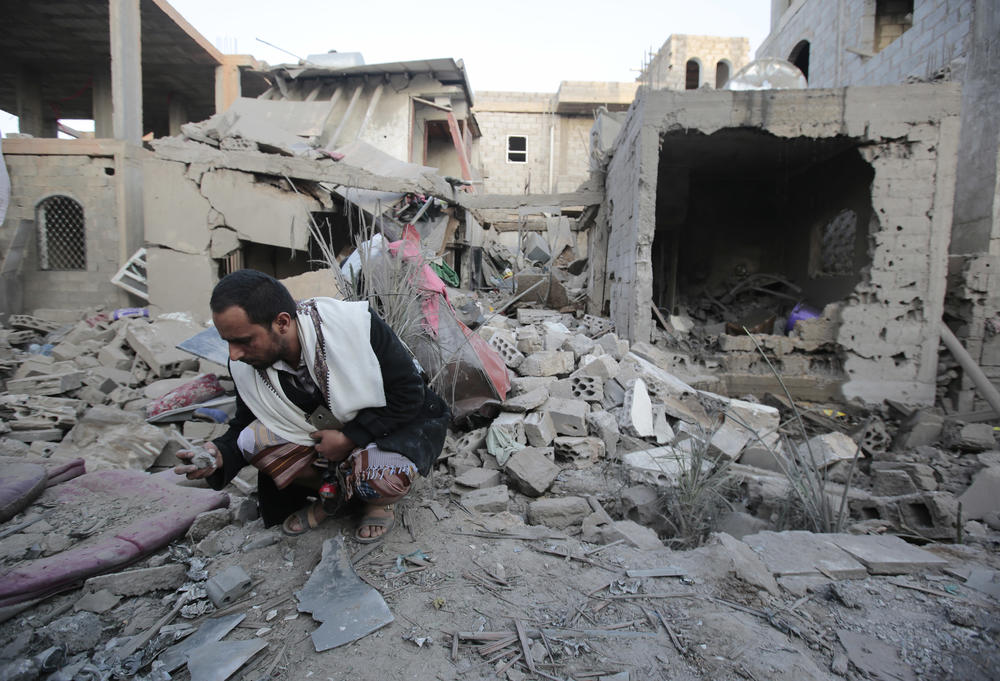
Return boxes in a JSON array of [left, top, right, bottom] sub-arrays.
[[210, 269, 296, 326]]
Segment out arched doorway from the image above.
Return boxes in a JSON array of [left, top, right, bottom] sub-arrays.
[[685, 59, 700, 90], [789, 40, 810, 81], [715, 61, 731, 89]]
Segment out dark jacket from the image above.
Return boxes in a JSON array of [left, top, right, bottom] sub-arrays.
[[208, 308, 449, 495]]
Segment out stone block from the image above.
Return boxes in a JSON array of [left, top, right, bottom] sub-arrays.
[[488, 329, 525, 369], [595, 333, 628, 360], [894, 410, 944, 449], [84, 563, 186, 597], [97, 345, 133, 371], [205, 565, 253, 607], [523, 410, 557, 447], [586, 410, 620, 459], [618, 378, 654, 438], [954, 423, 996, 452], [542, 397, 588, 436], [518, 351, 574, 377], [504, 447, 560, 496], [527, 496, 591, 529], [460, 485, 509, 513], [454, 467, 502, 489], [186, 508, 233, 542], [958, 465, 1000, 520], [571, 354, 619, 380], [515, 325, 544, 354], [739, 446, 788, 473], [561, 333, 595, 359], [799, 432, 861, 468], [503, 387, 549, 413], [554, 436, 605, 467], [509, 376, 556, 396]]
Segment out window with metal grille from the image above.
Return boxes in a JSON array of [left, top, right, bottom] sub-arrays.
[[37, 195, 86, 270]]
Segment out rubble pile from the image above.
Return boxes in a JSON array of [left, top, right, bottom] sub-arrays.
[[0, 300, 999, 680]]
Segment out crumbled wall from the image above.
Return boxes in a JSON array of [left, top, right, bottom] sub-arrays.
[[601, 83, 962, 405], [1, 151, 134, 311]]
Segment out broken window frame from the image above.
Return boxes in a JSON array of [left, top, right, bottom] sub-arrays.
[[36, 194, 86, 271], [874, 0, 914, 52], [506, 135, 527, 164]]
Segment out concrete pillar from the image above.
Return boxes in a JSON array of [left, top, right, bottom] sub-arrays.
[[93, 69, 113, 138], [167, 95, 189, 136], [16, 66, 56, 137], [215, 56, 242, 113], [109, 0, 143, 143]]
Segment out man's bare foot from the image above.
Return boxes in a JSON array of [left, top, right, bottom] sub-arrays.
[[356, 504, 394, 541]]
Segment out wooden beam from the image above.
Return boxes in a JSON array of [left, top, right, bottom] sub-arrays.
[[445, 111, 473, 186]]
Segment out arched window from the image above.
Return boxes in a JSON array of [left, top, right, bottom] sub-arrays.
[[715, 61, 731, 89], [685, 60, 700, 90], [37, 195, 86, 270], [789, 40, 810, 81]]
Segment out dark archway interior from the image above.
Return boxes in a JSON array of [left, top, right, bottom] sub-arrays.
[[685, 60, 700, 90], [789, 40, 810, 81], [652, 128, 875, 326]]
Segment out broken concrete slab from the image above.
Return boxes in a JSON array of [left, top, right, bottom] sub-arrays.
[[707, 532, 781, 596], [741, 530, 868, 579], [454, 467, 502, 490], [618, 378, 657, 432], [459, 485, 509, 513], [296, 536, 393, 652], [825, 534, 949, 575], [623, 447, 700, 487], [504, 448, 560, 496], [83, 563, 186, 597], [126, 318, 204, 378], [798, 431, 861, 469], [502, 387, 549, 413]]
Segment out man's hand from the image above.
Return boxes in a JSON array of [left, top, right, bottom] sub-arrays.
[[174, 442, 222, 480], [310, 429, 355, 462]]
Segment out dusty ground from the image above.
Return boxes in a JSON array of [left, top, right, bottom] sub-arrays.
[[2, 457, 999, 681]]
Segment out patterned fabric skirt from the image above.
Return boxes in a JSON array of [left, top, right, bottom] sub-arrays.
[[239, 420, 414, 501]]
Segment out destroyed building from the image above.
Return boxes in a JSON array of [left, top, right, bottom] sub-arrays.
[[755, 0, 1000, 410], [0, 0, 265, 314], [594, 83, 961, 405]]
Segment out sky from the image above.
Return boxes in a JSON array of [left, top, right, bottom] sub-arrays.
[[0, 0, 771, 136]]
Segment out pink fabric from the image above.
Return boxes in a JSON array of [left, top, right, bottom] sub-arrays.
[[146, 373, 225, 418]]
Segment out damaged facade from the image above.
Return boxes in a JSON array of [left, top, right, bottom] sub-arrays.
[[595, 83, 961, 405], [755, 0, 1000, 409], [0, 0, 264, 314]]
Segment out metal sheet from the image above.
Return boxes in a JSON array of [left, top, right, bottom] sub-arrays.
[[295, 535, 394, 652], [157, 614, 246, 672], [187, 638, 268, 681]]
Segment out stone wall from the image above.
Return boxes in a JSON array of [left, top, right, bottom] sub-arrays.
[[600, 83, 962, 405], [0, 141, 144, 312], [639, 34, 751, 90], [757, 0, 973, 87]]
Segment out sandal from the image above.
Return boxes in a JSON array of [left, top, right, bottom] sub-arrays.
[[281, 502, 329, 536], [354, 505, 395, 544]]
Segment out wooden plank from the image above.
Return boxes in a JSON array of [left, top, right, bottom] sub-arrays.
[[445, 111, 474, 185]]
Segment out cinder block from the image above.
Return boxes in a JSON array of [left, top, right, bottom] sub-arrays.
[[488, 329, 525, 369], [518, 351, 574, 377], [527, 496, 591, 529], [205, 565, 252, 607], [523, 410, 557, 447], [554, 436, 605, 467], [460, 485, 509, 513], [542, 397, 588, 436], [504, 447, 559, 497]]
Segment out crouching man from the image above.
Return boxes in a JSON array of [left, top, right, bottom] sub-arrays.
[[175, 269, 449, 542]]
